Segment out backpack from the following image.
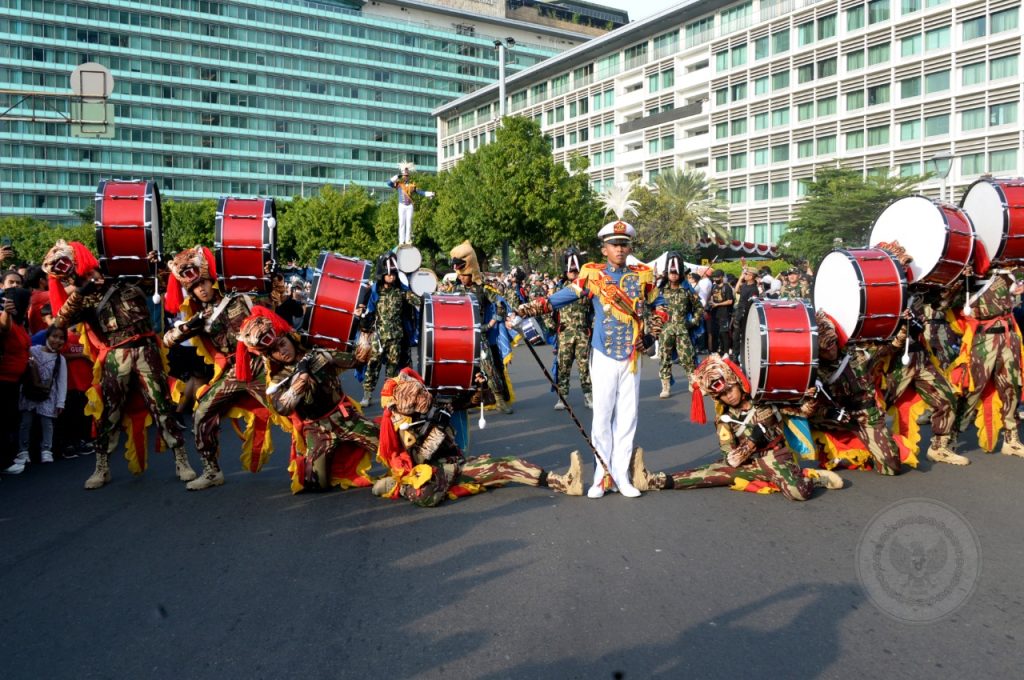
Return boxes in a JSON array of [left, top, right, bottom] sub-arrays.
[[21, 353, 59, 402]]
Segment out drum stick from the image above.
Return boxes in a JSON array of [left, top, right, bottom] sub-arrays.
[[512, 321, 611, 478], [478, 349, 487, 430]]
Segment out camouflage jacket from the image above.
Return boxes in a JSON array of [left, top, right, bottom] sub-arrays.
[[814, 345, 889, 414], [268, 347, 356, 421], [367, 284, 417, 340], [965, 271, 1019, 320], [555, 282, 593, 335], [662, 286, 700, 330], [716, 401, 788, 460], [55, 280, 153, 347], [165, 293, 256, 355], [778, 280, 810, 300]]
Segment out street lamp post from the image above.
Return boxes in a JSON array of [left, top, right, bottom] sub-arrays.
[[494, 37, 515, 120], [929, 151, 954, 203]]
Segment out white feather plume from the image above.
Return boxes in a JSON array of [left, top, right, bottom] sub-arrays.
[[599, 183, 639, 221], [398, 160, 416, 174]]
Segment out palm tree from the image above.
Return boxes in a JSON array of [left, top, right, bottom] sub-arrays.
[[635, 169, 729, 252]]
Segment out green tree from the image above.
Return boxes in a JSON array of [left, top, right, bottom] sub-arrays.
[[278, 184, 379, 265], [632, 169, 729, 259], [781, 168, 926, 267], [160, 198, 217, 254], [0, 216, 94, 264], [432, 117, 603, 271]]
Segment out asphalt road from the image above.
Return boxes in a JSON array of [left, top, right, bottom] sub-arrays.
[[2, 348, 1023, 679]]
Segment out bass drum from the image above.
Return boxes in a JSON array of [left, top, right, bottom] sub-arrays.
[[743, 299, 818, 403], [813, 248, 907, 342], [94, 179, 162, 278], [215, 196, 276, 293], [420, 293, 482, 393], [960, 177, 1024, 273], [302, 252, 373, 351], [870, 195, 974, 287]]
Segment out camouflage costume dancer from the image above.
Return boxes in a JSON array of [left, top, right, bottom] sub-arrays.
[[238, 308, 377, 492], [359, 252, 419, 406], [808, 311, 903, 475], [162, 246, 272, 490], [632, 353, 843, 499], [923, 299, 959, 368], [553, 247, 593, 410], [947, 269, 1024, 459], [777, 269, 810, 300], [658, 252, 700, 399], [43, 240, 196, 489], [373, 368, 584, 506], [449, 240, 513, 414]]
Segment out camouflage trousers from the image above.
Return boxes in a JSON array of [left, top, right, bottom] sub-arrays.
[[956, 330, 1022, 432], [301, 405, 378, 490], [886, 354, 956, 436], [815, 406, 901, 475], [96, 343, 185, 457], [652, 448, 813, 501], [193, 363, 268, 462], [362, 334, 403, 394], [556, 329, 592, 397], [659, 323, 696, 379], [482, 343, 510, 402], [400, 454, 543, 508]]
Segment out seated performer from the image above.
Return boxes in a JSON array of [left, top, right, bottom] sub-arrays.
[[42, 240, 196, 489], [237, 307, 376, 493], [373, 368, 584, 506], [162, 246, 276, 490], [631, 354, 843, 499]]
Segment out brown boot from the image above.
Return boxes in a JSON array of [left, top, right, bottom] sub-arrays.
[[1001, 428, 1024, 458], [659, 379, 671, 399], [174, 449, 198, 481], [927, 434, 970, 466], [809, 468, 844, 490], [629, 447, 666, 491], [186, 459, 224, 490], [545, 451, 584, 496], [84, 453, 111, 490]]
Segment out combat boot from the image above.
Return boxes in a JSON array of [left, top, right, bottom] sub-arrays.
[[496, 396, 514, 415], [84, 453, 111, 490], [553, 398, 566, 411], [1000, 428, 1024, 458], [809, 468, 844, 489], [186, 459, 224, 490], [174, 449, 198, 482], [360, 391, 372, 407], [544, 451, 584, 496], [583, 393, 593, 409], [372, 476, 396, 497], [927, 434, 970, 466], [659, 379, 671, 399], [629, 447, 666, 491]]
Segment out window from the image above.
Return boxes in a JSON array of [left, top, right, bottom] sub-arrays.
[[991, 56, 1018, 80], [771, 221, 788, 244], [990, 102, 1018, 126], [798, 64, 814, 83], [731, 118, 748, 135], [730, 187, 747, 204], [868, 44, 890, 65], [962, 17, 986, 41], [847, 50, 865, 70], [901, 0, 920, 13], [754, 148, 769, 166], [715, 122, 729, 139], [901, 76, 921, 98], [731, 152, 747, 170], [990, 150, 1017, 173], [847, 90, 865, 110], [798, 21, 814, 46], [846, 130, 865, 150], [755, 36, 769, 60], [772, 108, 789, 126], [961, 107, 985, 131], [818, 58, 837, 78], [686, 17, 714, 47], [715, 88, 729, 105], [755, 223, 769, 242], [772, 71, 790, 90], [868, 84, 890, 105], [868, 125, 889, 146], [754, 112, 769, 130], [817, 97, 837, 116], [900, 162, 921, 177], [755, 77, 769, 95], [961, 153, 984, 175], [716, 51, 729, 71], [772, 29, 789, 54], [847, 6, 865, 31], [868, 0, 890, 23], [818, 14, 836, 40], [817, 136, 837, 154], [797, 140, 814, 158], [662, 70, 674, 89], [731, 82, 747, 101], [991, 8, 1019, 34], [731, 44, 748, 67], [900, 119, 921, 141], [925, 70, 949, 93], [961, 62, 985, 86], [797, 102, 814, 121], [754, 183, 769, 200], [925, 27, 950, 52], [925, 114, 949, 136], [772, 181, 789, 199], [901, 34, 921, 57], [715, 156, 728, 172], [716, 189, 728, 201], [597, 54, 620, 79], [733, 225, 748, 241], [772, 144, 789, 162]]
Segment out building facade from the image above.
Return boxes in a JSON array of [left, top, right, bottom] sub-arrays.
[[0, 0, 618, 222], [436, 0, 1022, 245]]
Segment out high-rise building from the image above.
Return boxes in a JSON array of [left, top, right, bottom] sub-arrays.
[[0, 0, 626, 223], [436, 0, 1022, 245]]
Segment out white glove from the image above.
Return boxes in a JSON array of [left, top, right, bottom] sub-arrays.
[[391, 175, 399, 183], [425, 191, 435, 198]]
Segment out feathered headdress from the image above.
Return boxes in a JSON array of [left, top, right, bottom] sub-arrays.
[[597, 184, 639, 243], [398, 161, 415, 175]]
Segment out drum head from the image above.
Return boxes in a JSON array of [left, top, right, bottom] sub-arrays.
[[961, 180, 1005, 264], [410, 269, 437, 296], [395, 244, 422, 274], [813, 251, 861, 341], [870, 196, 945, 284], [743, 300, 765, 398]]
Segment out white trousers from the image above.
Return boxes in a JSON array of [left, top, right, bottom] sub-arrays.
[[398, 203, 414, 244], [589, 349, 641, 487]]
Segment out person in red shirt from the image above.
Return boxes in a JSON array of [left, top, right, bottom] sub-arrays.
[[1, 287, 30, 474]]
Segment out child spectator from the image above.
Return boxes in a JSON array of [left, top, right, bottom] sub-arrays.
[[16, 325, 68, 465]]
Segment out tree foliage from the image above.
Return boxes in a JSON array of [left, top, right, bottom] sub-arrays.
[[277, 184, 379, 265], [781, 168, 926, 267], [632, 169, 729, 259], [160, 198, 217, 254], [432, 117, 603, 270], [0, 216, 95, 265]]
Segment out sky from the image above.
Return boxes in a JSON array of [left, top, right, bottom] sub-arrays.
[[597, 0, 684, 22]]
